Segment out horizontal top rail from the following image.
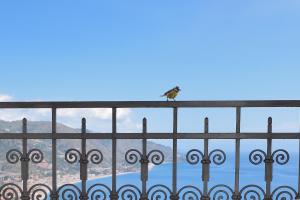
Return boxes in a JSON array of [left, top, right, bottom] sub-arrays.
[[0, 132, 299, 139], [0, 100, 300, 108]]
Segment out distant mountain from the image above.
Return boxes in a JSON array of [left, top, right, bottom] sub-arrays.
[[0, 120, 181, 184]]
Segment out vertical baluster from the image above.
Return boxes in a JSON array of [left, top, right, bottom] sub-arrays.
[[264, 117, 273, 200], [51, 108, 58, 200], [201, 117, 210, 200], [233, 107, 241, 200], [171, 107, 179, 200], [110, 107, 118, 200], [140, 118, 148, 200], [297, 109, 300, 200], [21, 118, 29, 200], [297, 136, 300, 199], [80, 118, 88, 200]]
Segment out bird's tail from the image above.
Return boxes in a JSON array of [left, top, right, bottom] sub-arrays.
[[160, 94, 165, 97]]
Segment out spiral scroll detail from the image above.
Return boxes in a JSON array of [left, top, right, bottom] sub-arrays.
[[272, 150, 289, 165], [28, 149, 44, 163], [0, 183, 22, 200], [87, 149, 103, 164], [58, 184, 81, 200], [87, 183, 111, 200], [125, 149, 142, 165], [240, 184, 265, 200], [209, 184, 233, 200], [147, 184, 171, 200], [209, 149, 226, 165], [178, 185, 202, 200], [65, 149, 81, 164], [28, 184, 52, 200], [147, 150, 164, 165], [271, 186, 297, 200], [186, 149, 204, 165], [6, 149, 22, 164], [249, 150, 266, 165], [117, 184, 141, 200]]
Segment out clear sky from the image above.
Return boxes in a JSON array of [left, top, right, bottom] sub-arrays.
[[0, 0, 300, 101], [0, 1, 300, 152]]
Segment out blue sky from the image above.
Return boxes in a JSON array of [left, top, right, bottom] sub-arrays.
[[0, 1, 300, 151], [0, 0, 300, 101]]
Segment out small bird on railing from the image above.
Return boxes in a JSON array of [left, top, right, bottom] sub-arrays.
[[161, 86, 181, 101]]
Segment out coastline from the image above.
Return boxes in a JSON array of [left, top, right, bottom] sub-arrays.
[[58, 162, 156, 187]]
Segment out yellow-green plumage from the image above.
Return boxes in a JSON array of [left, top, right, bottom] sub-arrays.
[[166, 90, 178, 99]]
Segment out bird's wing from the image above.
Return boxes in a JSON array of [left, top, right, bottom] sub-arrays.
[[163, 88, 175, 96]]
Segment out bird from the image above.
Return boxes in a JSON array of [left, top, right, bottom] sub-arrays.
[[161, 86, 181, 101]]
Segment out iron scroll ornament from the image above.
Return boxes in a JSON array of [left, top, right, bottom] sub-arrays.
[[186, 149, 226, 165], [28, 184, 52, 200], [239, 185, 266, 200], [57, 184, 81, 200], [147, 184, 172, 200], [6, 148, 44, 164], [271, 185, 297, 200], [208, 184, 234, 200], [249, 149, 289, 165], [125, 149, 164, 165], [87, 183, 111, 200], [117, 184, 141, 200], [0, 183, 22, 200], [64, 148, 104, 164], [177, 185, 203, 200]]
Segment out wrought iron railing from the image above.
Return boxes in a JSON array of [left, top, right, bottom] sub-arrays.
[[0, 100, 299, 200]]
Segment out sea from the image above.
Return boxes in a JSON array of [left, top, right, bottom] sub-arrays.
[[56, 152, 299, 199]]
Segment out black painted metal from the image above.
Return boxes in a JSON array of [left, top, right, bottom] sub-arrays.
[[21, 118, 29, 200], [51, 108, 58, 200], [232, 107, 242, 200], [171, 108, 179, 200], [140, 118, 148, 200], [110, 107, 118, 200], [0, 100, 300, 108], [0, 100, 299, 200]]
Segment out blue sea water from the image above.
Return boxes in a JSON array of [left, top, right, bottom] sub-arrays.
[[57, 153, 299, 199]]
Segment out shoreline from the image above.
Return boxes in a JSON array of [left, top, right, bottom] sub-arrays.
[[58, 162, 156, 187]]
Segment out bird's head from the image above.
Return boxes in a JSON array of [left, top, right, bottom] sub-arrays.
[[175, 86, 181, 92]]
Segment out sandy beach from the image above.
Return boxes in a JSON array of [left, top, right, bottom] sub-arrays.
[[57, 162, 156, 187], [4, 163, 158, 190]]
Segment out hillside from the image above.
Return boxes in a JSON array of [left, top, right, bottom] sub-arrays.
[[0, 120, 180, 185]]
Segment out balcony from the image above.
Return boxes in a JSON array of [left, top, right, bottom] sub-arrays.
[[0, 100, 299, 200]]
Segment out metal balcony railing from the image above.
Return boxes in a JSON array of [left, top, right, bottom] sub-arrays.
[[0, 100, 299, 200]]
